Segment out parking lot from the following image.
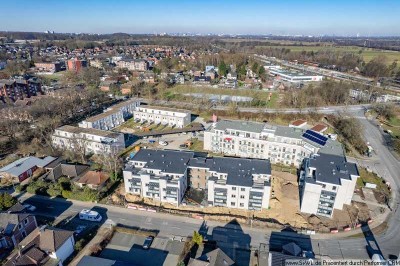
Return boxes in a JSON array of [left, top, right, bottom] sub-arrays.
[[133, 132, 199, 150], [100, 232, 185, 266]]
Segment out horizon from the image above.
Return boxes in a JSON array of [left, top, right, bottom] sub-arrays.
[[1, 0, 399, 36]]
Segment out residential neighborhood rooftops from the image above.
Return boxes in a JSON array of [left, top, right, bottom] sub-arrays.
[[188, 248, 234, 266], [84, 108, 122, 122], [0, 156, 57, 178], [0, 213, 30, 236]]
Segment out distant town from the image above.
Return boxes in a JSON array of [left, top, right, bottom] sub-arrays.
[[0, 30, 399, 266]]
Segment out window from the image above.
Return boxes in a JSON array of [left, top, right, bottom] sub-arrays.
[[18, 223, 22, 229], [240, 195, 245, 199], [332, 186, 337, 191], [231, 194, 236, 198], [322, 184, 326, 189], [231, 202, 236, 206], [241, 188, 245, 192], [240, 203, 244, 207], [24, 219, 28, 225], [232, 187, 236, 191]]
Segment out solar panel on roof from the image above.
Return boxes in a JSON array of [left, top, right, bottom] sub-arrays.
[[306, 130, 328, 142], [303, 132, 326, 146]]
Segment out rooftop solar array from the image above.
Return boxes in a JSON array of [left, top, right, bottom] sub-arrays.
[[302, 130, 327, 146]]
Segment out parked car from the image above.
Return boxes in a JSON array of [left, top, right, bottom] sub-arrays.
[[179, 144, 188, 149], [143, 236, 154, 249], [23, 204, 37, 212]]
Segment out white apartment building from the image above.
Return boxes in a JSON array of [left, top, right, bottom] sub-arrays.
[[299, 153, 359, 217], [79, 99, 141, 131], [123, 149, 195, 206], [133, 105, 191, 128], [123, 149, 272, 210], [52, 125, 125, 155], [204, 120, 343, 167], [189, 157, 271, 210]]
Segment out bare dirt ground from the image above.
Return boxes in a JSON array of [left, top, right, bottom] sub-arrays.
[[119, 170, 372, 232]]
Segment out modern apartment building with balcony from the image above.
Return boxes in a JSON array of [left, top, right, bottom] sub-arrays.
[[189, 156, 272, 210], [133, 105, 191, 128], [52, 125, 125, 155], [299, 153, 359, 217], [123, 149, 195, 206], [123, 149, 272, 210], [204, 120, 343, 167]]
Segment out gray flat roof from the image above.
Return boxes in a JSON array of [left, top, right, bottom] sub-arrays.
[[307, 153, 359, 185], [213, 120, 265, 134], [57, 125, 122, 139], [189, 156, 271, 187], [131, 149, 195, 175], [137, 105, 191, 114]]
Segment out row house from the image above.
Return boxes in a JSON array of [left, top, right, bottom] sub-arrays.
[[133, 105, 191, 128], [78, 98, 141, 130], [0, 78, 42, 102]]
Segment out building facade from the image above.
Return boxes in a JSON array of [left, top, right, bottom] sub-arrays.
[[269, 68, 323, 83], [123, 149, 195, 206], [123, 149, 272, 210], [133, 105, 191, 128], [299, 153, 359, 217], [0, 78, 42, 102], [52, 125, 125, 155], [116, 59, 148, 71], [78, 99, 141, 130], [204, 120, 343, 167], [67, 58, 87, 72]]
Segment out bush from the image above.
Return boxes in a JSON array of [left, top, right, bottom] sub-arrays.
[[26, 180, 49, 195], [0, 193, 17, 210]]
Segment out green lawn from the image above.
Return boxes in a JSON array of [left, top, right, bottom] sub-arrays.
[[356, 167, 390, 196], [263, 45, 400, 65]]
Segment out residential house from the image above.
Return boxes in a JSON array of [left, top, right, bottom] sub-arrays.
[[52, 125, 125, 155], [75, 170, 109, 190], [66, 58, 87, 72], [44, 158, 89, 182], [0, 207, 38, 248], [188, 248, 235, 266], [77, 256, 125, 266], [0, 156, 57, 183], [4, 225, 75, 266], [34, 62, 62, 73], [289, 119, 307, 128]]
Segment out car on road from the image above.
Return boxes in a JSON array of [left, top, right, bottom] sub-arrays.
[[143, 236, 154, 249], [179, 144, 188, 149], [159, 140, 168, 146], [23, 204, 37, 212]]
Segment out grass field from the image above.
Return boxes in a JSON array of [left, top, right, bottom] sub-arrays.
[[263, 45, 400, 64]]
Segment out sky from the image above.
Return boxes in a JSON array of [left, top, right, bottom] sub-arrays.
[[1, 0, 400, 36]]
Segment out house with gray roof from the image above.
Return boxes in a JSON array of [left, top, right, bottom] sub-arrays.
[[4, 225, 75, 266], [299, 153, 359, 217], [188, 248, 235, 266], [0, 156, 57, 182], [0, 206, 38, 249]]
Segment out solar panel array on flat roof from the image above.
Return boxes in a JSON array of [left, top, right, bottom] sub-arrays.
[[303, 130, 327, 146]]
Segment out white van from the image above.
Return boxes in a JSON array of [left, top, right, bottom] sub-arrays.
[[79, 209, 102, 222]]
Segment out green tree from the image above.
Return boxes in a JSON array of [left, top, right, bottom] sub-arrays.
[[218, 61, 228, 77], [0, 193, 17, 210], [251, 62, 259, 74]]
